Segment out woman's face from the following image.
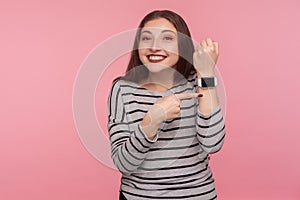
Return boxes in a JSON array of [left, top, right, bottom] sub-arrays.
[[138, 18, 179, 73]]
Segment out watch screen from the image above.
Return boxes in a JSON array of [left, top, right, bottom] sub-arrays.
[[201, 78, 215, 87]]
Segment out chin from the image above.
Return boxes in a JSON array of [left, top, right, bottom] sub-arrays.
[[144, 63, 171, 73]]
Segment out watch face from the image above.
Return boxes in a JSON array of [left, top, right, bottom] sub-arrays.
[[201, 77, 215, 87]]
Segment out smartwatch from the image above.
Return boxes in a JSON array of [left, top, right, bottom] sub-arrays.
[[198, 77, 217, 88]]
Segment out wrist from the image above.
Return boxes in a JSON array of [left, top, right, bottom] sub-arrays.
[[141, 111, 163, 127], [197, 71, 215, 78], [197, 70, 216, 78], [141, 113, 160, 140]]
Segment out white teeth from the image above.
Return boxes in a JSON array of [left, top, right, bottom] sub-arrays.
[[149, 55, 165, 61]]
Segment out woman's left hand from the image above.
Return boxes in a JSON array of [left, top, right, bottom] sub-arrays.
[[193, 38, 219, 77]]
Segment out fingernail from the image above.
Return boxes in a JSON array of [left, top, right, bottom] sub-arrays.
[[198, 94, 203, 97]]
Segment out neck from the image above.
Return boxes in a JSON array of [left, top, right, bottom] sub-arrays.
[[146, 68, 175, 89]]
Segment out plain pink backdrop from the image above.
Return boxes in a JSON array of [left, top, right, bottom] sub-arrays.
[[1, 0, 300, 199]]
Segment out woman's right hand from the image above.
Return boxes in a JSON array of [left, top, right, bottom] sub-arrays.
[[141, 93, 203, 140], [147, 93, 203, 124]]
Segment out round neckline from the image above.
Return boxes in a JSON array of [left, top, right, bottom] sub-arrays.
[[132, 78, 188, 95], [137, 84, 172, 95]]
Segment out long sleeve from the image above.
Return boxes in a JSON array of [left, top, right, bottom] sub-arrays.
[[196, 105, 226, 154], [107, 80, 158, 175]]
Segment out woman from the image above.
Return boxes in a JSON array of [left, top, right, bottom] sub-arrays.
[[107, 10, 226, 200]]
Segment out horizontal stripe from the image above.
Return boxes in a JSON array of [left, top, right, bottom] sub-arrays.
[[123, 172, 211, 186], [197, 125, 226, 138], [122, 187, 215, 199], [198, 108, 221, 120], [197, 117, 224, 128], [139, 156, 207, 171], [120, 145, 140, 167], [109, 129, 131, 139], [157, 134, 195, 141], [122, 177, 198, 188], [111, 135, 129, 146], [122, 178, 214, 191], [117, 152, 130, 172], [122, 92, 162, 98], [108, 121, 128, 131], [133, 130, 149, 149], [124, 142, 144, 161], [124, 100, 154, 105], [199, 133, 226, 148], [149, 142, 199, 151], [131, 164, 209, 181], [145, 151, 201, 161], [164, 113, 197, 124], [126, 109, 147, 114], [159, 125, 195, 132], [129, 136, 149, 153]]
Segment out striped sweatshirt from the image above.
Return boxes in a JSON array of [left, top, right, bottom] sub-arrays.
[[107, 72, 226, 200]]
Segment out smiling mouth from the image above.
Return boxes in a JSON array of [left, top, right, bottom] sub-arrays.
[[147, 55, 167, 63]]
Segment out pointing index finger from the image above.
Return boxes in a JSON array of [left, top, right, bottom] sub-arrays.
[[176, 93, 203, 100]]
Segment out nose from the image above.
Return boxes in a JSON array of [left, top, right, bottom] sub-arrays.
[[150, 38, 161, 52]]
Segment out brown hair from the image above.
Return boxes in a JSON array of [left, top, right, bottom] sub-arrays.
[[116, 10, 195, 83]]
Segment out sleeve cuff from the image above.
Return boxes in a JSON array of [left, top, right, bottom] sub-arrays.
[[197, 105, 221, 118], [137, 123, 158, 144]]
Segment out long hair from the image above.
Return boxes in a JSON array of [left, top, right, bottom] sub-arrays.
[[115, 10, 196, 83]]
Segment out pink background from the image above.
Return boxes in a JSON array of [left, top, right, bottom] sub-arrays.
[[1, 0, 300, 199]]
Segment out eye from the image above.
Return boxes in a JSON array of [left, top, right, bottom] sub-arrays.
[[163, 36, 174, 41], [141, 36, 151, 41]]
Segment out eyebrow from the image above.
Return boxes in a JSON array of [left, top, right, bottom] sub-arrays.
[[141, 29, 177, 35]]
